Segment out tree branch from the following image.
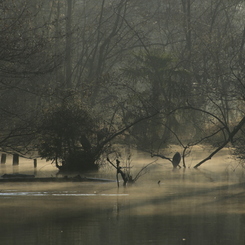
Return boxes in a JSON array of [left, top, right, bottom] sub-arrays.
[[194, 116, 245, 168]]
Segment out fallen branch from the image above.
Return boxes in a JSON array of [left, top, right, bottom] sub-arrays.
[[194, 116, 245, 168]]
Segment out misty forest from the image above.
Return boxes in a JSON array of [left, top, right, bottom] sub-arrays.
[[1, 0, 245, 174], [3, 1, 245, 245]]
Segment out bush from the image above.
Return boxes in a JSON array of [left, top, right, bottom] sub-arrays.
[[37, 102, 99, 172]]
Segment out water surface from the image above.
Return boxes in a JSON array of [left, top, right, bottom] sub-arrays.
[[0, 149, 245, 245]]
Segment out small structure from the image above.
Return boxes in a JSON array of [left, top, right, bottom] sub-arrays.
[[1, 154, 6, 164], [12, 154, 19, 165]]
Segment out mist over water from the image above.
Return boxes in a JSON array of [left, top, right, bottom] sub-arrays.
[[0, 148, 245, 245]]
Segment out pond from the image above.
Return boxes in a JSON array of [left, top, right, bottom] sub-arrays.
[[0, 147, 245, 245]]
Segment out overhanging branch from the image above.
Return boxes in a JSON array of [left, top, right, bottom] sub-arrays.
[[194, 116, 245, 168]]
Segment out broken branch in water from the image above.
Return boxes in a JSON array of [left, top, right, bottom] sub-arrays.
[[133, 160, 157, 182], [107, 157, 157, 187], [107, 157, 129, 187]]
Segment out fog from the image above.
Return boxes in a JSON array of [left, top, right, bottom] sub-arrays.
[[1, 1, 245, 244], [0, 149, 244, 244]]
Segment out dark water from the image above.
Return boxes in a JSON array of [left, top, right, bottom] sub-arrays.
[[0, 149, 245, 245]]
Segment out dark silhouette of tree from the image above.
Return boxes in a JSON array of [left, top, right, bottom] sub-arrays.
[[37, 98, 159, 172]]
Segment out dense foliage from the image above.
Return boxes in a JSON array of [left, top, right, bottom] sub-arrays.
[[37, 102, 99, 171]]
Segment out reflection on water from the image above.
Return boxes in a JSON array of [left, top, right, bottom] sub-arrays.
[[0, 191, 129, 197], [0, 150, 245, 244]]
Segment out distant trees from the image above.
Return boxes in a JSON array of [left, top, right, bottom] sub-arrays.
[[122, 51, 190, 150], [0, 0, 59, 153], [1, 0, 245, 169]]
